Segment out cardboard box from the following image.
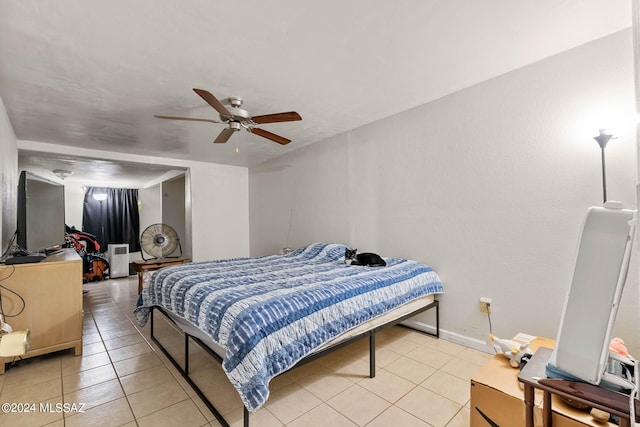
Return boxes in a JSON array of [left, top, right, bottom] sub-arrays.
[[470, 337, 618, 427], [470, 337, 549, 426]]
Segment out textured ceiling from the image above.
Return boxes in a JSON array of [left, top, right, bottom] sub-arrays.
[[0, 0, 632, 182], [18, 150, 185, 188]]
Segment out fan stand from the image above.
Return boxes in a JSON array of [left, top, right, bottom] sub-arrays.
[[141, 240, 183, 261]]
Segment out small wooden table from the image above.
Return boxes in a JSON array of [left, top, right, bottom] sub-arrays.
[[132, 257, 191, 293], [518, 347, 639, 427]]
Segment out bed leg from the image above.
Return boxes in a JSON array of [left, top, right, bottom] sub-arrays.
[[184, 334, 190, 375], [435, 300, 440, 339], [150, 308, 155, 340], [369, 334, 376, 378], [244, 406, 249, 427]]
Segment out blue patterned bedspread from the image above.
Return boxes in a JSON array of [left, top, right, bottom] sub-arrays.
[[134, 242, 443, 412]]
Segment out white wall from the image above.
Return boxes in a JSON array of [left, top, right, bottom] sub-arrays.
[[161, 175, 186, 257], [0, 96, 18, 252], [17, 140, 250, 262], [249, 30, 639, 353], [139, 184, 162, 238], [189, 162, 249, 260], [135, 184, 161, 261], [63, 182, 85, 230]]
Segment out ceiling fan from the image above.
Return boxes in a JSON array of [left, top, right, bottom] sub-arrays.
[[155, 88, 302, 145]]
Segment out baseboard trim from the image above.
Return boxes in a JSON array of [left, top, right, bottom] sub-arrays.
[[401, 319, 492, 354]]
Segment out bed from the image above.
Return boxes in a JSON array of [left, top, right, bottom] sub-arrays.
[[134, 242, 444, 426]]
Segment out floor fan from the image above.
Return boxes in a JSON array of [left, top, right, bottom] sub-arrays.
[[139, 223, 182, 260]]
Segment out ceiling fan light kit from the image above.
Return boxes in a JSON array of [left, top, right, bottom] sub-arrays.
[[155, 88, 302, 145]]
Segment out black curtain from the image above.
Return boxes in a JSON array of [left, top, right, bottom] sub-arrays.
[[82, 187, 140, 253]]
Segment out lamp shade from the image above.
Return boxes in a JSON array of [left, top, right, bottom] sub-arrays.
[[593, 129, 613, 149]]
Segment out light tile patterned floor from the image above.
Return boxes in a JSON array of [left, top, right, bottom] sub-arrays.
[[0, 276, 490, 426]]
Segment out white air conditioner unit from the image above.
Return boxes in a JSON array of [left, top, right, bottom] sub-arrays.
[[108, 244, 129, 278]]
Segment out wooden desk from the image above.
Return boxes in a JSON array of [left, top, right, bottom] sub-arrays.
[[0, 249, 82, 374], [132, 258, 191, 293], [518, 347, 639, 427]]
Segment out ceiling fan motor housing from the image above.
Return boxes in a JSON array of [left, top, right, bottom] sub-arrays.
[[226, 97, 243, 108], [221, 106, 251, 124]]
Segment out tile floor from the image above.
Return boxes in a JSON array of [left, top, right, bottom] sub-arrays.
[[0, 276, 491, 426]]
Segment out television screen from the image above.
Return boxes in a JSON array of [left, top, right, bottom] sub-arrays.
[[17, 171, 66, 252]]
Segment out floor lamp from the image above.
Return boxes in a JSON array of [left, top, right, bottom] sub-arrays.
[[92, 193, 108, 248], [593, 129, 615, 204]]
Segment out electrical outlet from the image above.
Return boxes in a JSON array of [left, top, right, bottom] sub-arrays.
[[479, 297, 492, 314]]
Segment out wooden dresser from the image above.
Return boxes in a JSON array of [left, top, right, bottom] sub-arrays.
[[0, 248, 82, 373]]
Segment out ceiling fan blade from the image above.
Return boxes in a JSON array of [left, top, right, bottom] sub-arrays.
[[251, 111, 302, 124], [154, 115, 220, 123], [251, 128, 291, 145], [214, 128, 235, 144], [193, 88, 233, 119]]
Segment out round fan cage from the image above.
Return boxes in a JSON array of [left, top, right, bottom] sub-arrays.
[[139, 223, 181, 259]]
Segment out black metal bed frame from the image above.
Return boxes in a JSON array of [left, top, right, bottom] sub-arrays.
[[150, 299, 439, 427]]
